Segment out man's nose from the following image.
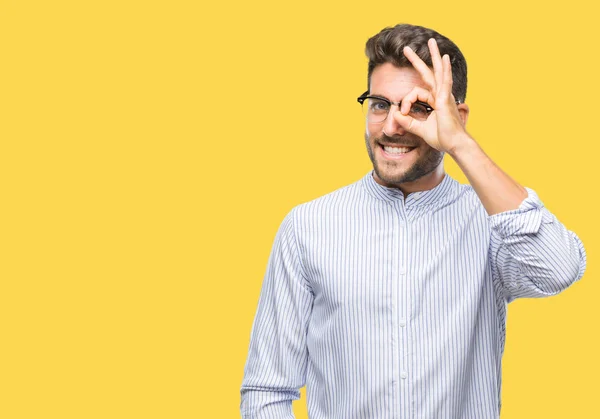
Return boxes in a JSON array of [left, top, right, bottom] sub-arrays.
[[382, 105, 406, 136]]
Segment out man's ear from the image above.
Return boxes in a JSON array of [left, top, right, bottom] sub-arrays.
[[457, 103, 469, 126]]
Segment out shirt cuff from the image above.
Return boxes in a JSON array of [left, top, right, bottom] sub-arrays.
[[487, 187, 552, 239]]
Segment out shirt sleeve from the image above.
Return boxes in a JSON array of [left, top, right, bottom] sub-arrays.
[[487, 187, 587, 303], [240, 207, 314, 418]]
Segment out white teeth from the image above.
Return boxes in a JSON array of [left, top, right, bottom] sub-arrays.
[[383, 146, 413, 154]]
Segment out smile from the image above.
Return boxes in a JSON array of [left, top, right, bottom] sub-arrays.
[[379, 143, 416, 159]]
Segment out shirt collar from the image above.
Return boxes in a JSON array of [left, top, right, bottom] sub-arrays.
[[361, 169, 459, 207]]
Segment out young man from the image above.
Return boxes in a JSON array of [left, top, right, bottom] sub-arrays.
[[240, 24, 587, 418]]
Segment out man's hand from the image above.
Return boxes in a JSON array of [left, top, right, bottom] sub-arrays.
[[393, 38, 470, 154]]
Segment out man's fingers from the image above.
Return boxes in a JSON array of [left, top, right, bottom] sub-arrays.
[[393, 110, 425, 138], [428, 38, 444, 90], [400, 86, 434, 114], [403, 46, 435, 89], [441, 54, 454, 102]]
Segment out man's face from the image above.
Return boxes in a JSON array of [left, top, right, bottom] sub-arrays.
[[365, 63, 444, 188]]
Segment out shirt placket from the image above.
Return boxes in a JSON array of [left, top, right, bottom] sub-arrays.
[[392, 198, 411, 419]]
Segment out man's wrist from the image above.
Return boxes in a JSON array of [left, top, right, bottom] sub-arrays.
[[447, 133, 477, 160]]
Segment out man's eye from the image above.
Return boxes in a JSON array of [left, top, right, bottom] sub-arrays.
[[410, 103, 429, 115], [370, 100, 389, 113]]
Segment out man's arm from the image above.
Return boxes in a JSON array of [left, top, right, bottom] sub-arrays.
[[448, 135, 528, 215], [447, 130, 586, 300], [485, 187, 586, 301], [396, 39, 586, 298], [240, 208, 314, 418]]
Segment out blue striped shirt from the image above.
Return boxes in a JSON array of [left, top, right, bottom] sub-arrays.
[[240, 170, 587, 419]]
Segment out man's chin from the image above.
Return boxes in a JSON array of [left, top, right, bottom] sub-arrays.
[[374, 167, 411, 186]]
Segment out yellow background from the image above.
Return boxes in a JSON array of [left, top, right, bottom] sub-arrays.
[[1, 0, 597, 418]]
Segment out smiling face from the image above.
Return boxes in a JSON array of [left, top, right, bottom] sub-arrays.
[[365, 63, 445, 193]]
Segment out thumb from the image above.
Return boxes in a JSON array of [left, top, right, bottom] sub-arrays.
[[392, 110, 426, 138]]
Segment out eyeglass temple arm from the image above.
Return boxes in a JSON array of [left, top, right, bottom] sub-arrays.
[[357, 91, 369, 104]]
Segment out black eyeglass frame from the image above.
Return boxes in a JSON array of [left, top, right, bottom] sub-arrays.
[[356, 90, 461, 121]]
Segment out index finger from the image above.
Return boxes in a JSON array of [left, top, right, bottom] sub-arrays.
[[403, 46, 435, 89]]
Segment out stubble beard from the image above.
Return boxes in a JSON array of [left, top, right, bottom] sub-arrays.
[[365, 133, 444, 186]]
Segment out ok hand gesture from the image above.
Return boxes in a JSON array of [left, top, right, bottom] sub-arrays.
[[394, 38, 470, 154]]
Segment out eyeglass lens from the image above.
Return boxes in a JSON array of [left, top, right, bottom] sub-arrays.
[[362, 98, 430, 123]]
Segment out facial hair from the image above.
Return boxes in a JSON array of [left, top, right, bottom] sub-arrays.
[[365, 132, 444, 185]]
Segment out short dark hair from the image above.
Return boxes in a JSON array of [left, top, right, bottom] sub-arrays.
[[365, 24, 468, 102]]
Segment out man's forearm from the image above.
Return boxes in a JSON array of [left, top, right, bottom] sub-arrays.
[[448, 134, 528, 216], [240, 388, 297, 419]]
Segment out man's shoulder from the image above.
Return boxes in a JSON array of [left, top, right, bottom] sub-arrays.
[[445, 181, 487, 212], [289, 175, 366, 219]]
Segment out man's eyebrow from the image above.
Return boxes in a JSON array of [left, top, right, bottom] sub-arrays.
[[367, 93, 392, 101]]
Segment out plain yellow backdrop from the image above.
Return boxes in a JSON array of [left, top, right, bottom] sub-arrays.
[[1, 0, 597, 418]]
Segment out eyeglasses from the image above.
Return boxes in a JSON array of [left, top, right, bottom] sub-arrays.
[[357, 91, 460, 124]]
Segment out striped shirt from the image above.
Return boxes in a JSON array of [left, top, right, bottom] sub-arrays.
[[240, 170, 587, 419]]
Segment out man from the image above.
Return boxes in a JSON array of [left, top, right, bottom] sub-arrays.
[[240, 24, 586, 419]]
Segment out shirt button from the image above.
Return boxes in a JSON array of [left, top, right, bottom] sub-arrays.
[[400, 371, 408, 379], [399, 318, 406, 327], [399, 266, 406, 275]]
